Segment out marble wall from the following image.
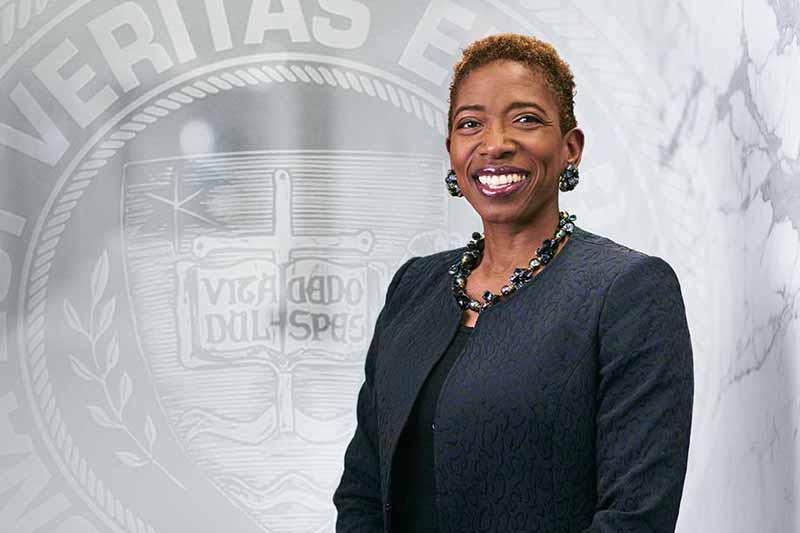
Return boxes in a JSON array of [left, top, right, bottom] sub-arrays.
[[588, 2, 800, 531]]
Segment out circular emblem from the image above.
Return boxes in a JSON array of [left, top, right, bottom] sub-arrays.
[[1, 1, 703, 531]]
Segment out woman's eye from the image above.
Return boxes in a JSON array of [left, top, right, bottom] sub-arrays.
[[517, 114, 542, 124], [457, 119, 479, 129]]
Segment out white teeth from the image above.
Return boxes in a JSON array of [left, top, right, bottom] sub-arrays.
[[477, 173, 528, 186]]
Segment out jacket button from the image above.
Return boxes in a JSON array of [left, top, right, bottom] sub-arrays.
[[431, 422, 436, 431], [384, 503, 391, 510]]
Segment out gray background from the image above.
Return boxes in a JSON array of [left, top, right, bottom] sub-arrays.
[[0, 0, 797, 531]]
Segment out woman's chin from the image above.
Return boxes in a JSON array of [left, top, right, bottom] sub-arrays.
[[472, 205, 533, 227], [465, 180, 544, 224]]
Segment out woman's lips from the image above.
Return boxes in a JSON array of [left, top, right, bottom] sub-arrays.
[[473, 172, 532, 197], [475, 178, 528, 197]]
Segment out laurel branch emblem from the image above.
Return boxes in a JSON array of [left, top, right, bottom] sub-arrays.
[[63, 250, 185, 490]]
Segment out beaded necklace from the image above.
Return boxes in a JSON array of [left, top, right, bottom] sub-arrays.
[[449, 211, 576, 312]]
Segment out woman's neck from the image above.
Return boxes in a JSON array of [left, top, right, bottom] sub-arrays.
[[476, 208, 565, 280]]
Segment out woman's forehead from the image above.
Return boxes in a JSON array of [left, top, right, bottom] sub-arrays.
[[454, 60, 557, 110]]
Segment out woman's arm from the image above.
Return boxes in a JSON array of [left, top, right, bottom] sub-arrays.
[[583, 255, 694, 532], [332, 256, 418, 532]]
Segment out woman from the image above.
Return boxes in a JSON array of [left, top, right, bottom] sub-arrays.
[[333, 33, 693, 533]]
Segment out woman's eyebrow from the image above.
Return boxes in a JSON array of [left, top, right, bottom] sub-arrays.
[[453, 103, 484, 117], [453, 101, 549, 118], [506, 101, 549, 116]]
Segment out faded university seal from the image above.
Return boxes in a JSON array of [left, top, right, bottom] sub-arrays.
[[0, 1, 701, 532]]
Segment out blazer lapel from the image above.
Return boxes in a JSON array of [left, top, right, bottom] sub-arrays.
[[375, 266, 462, 503]]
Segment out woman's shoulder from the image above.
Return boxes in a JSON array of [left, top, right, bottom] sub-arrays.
[[569, 224, 647, 260], [406, 246, 466, 274], [568, 224, 682, 291], [387, 247, 465, 295]]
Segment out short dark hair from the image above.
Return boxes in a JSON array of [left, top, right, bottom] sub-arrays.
[[448, 33, 577, 135]]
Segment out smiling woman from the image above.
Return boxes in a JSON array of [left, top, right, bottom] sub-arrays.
[[333, 33, 694, 533], [446, 58, 583, 262]]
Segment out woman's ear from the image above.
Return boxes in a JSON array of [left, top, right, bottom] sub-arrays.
[[445, 137, 451, 154], [563, 127, 585, 166]]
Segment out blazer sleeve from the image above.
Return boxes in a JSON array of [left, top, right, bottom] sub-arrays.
[[583, 255, 694, 533], [332, 256, 418, 532]]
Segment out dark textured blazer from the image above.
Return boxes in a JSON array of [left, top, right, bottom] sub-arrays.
[[333, 225, 694, 532]]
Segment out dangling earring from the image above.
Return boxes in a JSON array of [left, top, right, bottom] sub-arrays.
[[558, 163, 579, 192], [445, 169, 463, 197]]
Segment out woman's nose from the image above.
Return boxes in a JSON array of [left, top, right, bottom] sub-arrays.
[[480, 124, 515, 158]]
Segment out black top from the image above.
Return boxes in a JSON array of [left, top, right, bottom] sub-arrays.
[[333, 225, 694, 533], [389, 323, 474, 532]]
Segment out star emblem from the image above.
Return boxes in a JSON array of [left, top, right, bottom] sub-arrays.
[[134, 165, 221, 254]]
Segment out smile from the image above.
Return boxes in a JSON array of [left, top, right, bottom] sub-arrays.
[[472, 170, 531, 197]]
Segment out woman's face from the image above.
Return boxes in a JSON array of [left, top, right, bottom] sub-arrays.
[[446, 59, 583, 228]]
